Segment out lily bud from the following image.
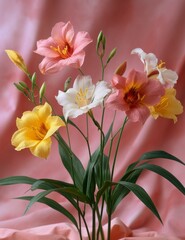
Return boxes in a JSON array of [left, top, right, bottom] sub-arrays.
[[106, 48, 117, 64], [39, 82, 46, 103], [31, 72, 36, 89], [96, 31, 103, 52], [64, 77, 72, 92], [5, 50, 28, 74], [115, 61, 127, 76]]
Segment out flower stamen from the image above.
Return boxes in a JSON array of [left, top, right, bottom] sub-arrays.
[[124, 87, 140, 105], [34, 123, 48, 140], [75, 88, 89, 107], [50, 43, 73, 59]]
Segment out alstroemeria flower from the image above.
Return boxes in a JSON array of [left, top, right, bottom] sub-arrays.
[[56, 75, 111, 120], [149, 88, 183, 123], [34, 21, 92, 74], [11, 102, 65, 159], [131, 48, 178, 87], [106, 70, 165, 123]]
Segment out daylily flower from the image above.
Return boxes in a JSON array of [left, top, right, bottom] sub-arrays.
[[11, 102, 65, 159], [106, 70, 165, 123], [149, 88, 183, 123], [56, 75, 111, 120], [34, 21, 92, 74], [131, 48, 178, 87]]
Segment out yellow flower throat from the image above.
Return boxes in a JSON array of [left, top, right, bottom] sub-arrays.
[[75, 88, 89, 107]]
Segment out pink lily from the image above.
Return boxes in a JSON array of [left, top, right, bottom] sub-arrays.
[[106, 70, 165, 123], [35, 21, 92, 74]]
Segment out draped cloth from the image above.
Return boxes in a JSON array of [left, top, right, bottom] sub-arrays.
[[0, 0, 185, 239]]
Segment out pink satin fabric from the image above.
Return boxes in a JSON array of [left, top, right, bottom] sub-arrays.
[[0, 0, 185, 239]]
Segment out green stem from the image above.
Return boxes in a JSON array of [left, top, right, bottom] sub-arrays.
[[111, 116, 128, 181], [92, 205, 96, 240], [96, 200, 105, 240], [78, 68, 85, 75], [100, 57, 105, 80], [107, 213, 112, 240]]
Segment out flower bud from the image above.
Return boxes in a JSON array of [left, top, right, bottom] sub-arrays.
[[96, 31, 103, 52], [64, 77, 72, 92], [5, 50, 28, 74], [19, 81, 29, 90], [115, 61, 127, 76], [31, 72, 36, 88], [39, 82, 46, 103], [106, 48, 117, 64]]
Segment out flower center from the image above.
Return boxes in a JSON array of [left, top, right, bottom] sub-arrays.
[[35, 123, 48, 140], [124, 87, 140, 105], [75, 88, 89, 107], [50, 43, 73, 59]]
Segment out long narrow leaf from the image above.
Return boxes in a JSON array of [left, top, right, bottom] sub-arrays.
[[118, 181, 162, 223], [57, 133, 85, 191], [138, 150, 185, 165], [136, 163, 185, 195], [111, 169, 142, 213], [0, 176, 37, 186], [83, 118, 114, 195], [17, 196, 78, 228]]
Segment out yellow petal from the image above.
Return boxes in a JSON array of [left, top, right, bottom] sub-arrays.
[[5, 50, 28, 74], [45, 115, 65, 139], [150, 88, 183, 123], [11, 128, 39, 150], [16, 111, 39, 129], [30, 138, 52, 159], [34, 102, 52, 122]]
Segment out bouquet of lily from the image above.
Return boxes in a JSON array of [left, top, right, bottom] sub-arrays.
[[1, 21, 185, 240]]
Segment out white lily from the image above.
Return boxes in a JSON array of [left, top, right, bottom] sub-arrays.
[[56, 75, 111, 120], [131, 48, 178, 87]]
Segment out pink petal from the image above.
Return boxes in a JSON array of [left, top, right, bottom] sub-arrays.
[[126, 106, 150, 123], [106, 91, 129, 111], [39, 51, 85, 74], [34, 37, 59, 57], [142, 79, 165, 105], [38, 57, 62, 74], [51, 21, 74, 46], [59, 51, 85, 68], [73, 31, 92, 54], [112, 74, 126, 89], [126, 70, 147, 86]]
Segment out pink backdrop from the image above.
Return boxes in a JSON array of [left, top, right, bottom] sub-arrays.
[[0, 0, 185, 239]]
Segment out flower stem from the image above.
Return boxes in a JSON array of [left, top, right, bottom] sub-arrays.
[[111, 116, 128, 181]]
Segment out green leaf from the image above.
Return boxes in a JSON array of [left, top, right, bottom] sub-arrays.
[[17, 196, 78, 228], [136, 163, 185, 195], [111, 169, 142, 214], [23, 186, 90, 214], [118, 181, 163, 223], [83, 118, 114, 196], [0, 176, 37, 186], [96, 181, 115, 204], [138, 150, 185, 165], [31, 178, 74, 191], [57, 133, 85, 191]]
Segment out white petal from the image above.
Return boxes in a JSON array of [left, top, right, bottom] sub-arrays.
[[157, 68, 178, 86], [131, 48, 158, 74], [73, 75, 93, 91], [63, 103, 88, 120]]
